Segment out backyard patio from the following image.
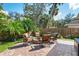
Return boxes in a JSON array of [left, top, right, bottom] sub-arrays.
[[0, 39, 77, 56], [0, 3, 79, 56]]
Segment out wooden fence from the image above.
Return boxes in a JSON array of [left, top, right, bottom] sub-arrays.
[[42, 28, 79, 37]]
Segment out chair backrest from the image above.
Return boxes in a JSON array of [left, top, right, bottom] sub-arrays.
[[35, 32, 40, 37], [23, 33, 29, 42], [23, 33, 29, 38]]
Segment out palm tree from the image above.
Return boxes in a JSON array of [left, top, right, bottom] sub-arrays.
[[48, 3, 63, 28], [8, 20, 25, 41], [49, 3, 63, 16]]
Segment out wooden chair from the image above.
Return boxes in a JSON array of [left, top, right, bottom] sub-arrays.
[[42, 34, 51, 47], [23, 33, 32, 44], [42, 34, 50, 43], [23, 32, 52, 49], [50, 33, 59, 41]]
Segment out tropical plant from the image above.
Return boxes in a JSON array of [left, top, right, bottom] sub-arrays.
[[22, 18, 39, 32], [0, 10, 25, 41], [49, 3, 63, 16], [0, 7, 10, 40], [7, 20, 25, 41], [48, 3, 63, 28]]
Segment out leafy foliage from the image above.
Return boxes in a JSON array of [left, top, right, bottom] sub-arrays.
[[54, 13, 74, 28], [24, 3, 47, 26], [8, 20, 25, 35], [47, 3, 63, 28], [39, 14, 50, 28], [0, 4, 3, 10], [22, 18, 39, 32], [0, 9, 38, 41]]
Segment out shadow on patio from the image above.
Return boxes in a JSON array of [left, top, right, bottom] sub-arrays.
[[8, 43, 28, 50], [8, 43, 45, 51], [29, 45, 45, 51], [47, 42, 77, 56]]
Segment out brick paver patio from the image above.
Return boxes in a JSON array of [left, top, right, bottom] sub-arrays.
[[0, 42, 55, 56], [0, 39, 77, 56], [47, 39, 77, 56]]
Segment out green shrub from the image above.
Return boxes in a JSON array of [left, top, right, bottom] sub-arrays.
[[22, 18, 39, 32], [66, 35, 79, 39], [0, 10, 39, 41]]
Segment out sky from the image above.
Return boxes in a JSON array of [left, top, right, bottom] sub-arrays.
[[54, 3, 79, 20], [2, 3, 79, 20], [2, 3, 24, 14]]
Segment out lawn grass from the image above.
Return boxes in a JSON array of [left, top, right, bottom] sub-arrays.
[[0, 38, 23, 52]]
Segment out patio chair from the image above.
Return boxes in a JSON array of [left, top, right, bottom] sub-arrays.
[[23, 33, 31, 45], [23, 32, 42, 49], [50, 33, 59, 41], [32, 32, 52, 45], [23, 32, 53, 49], [29, 33, 51, 48], [42, 34, 51, 47]]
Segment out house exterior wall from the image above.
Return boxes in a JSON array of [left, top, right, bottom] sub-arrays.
[[68, 25, 79, 28]]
